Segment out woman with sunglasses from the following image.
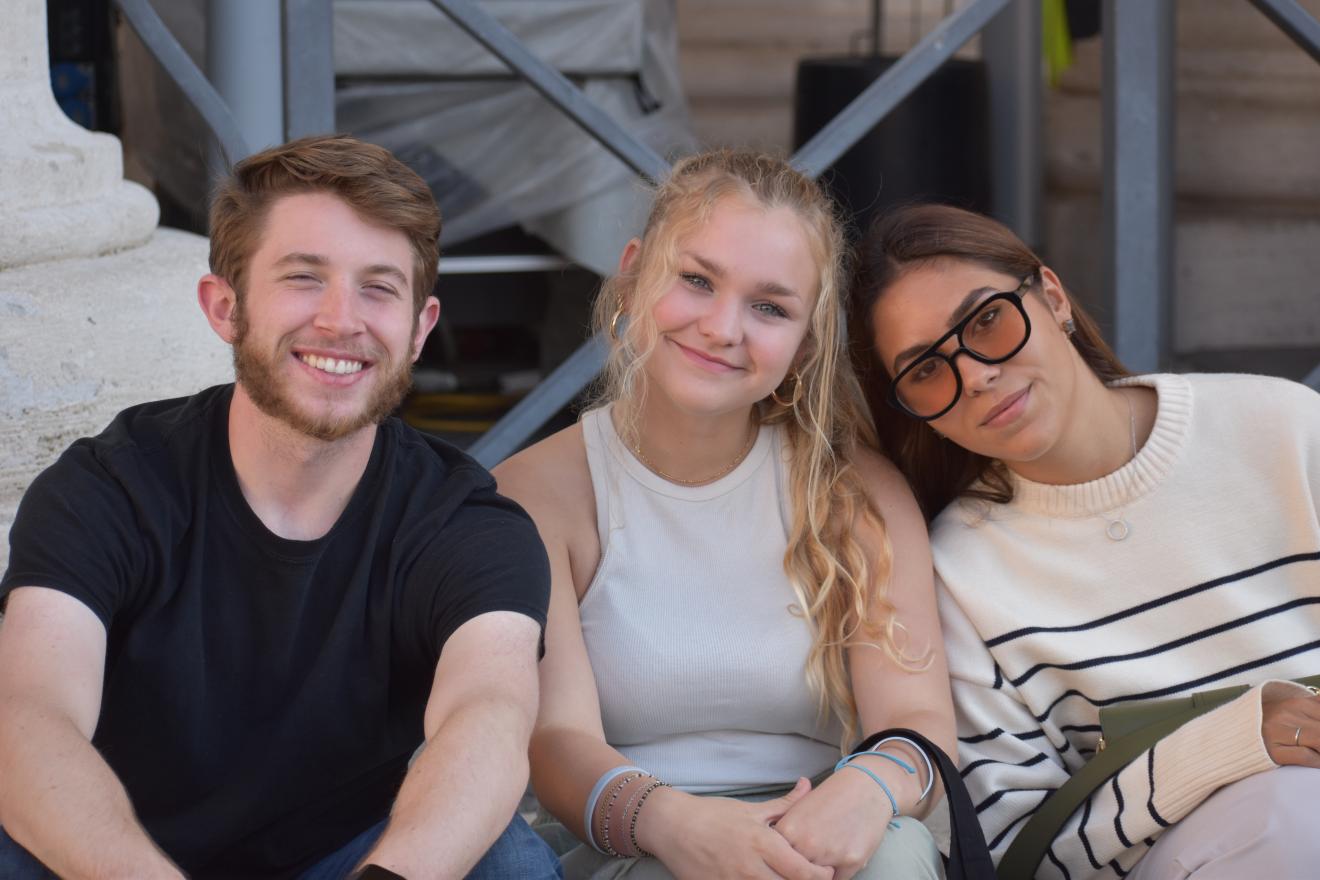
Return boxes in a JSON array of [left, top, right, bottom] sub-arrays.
[[849, 203, 1320, 879], [495, 152, 956, 880]]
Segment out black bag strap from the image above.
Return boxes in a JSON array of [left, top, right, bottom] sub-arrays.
[[857, 728, 997, 880]]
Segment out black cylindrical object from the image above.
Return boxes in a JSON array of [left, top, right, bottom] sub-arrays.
[[794, 55, 991, 238]]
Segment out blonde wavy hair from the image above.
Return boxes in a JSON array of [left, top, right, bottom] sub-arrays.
[[588, 149, 916, 745]]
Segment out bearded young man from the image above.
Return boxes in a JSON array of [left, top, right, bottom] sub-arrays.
[[0, 136, 561, 880]]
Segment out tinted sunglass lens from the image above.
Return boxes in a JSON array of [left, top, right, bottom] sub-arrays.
[[896, 356, 956, 418], [964, 298, 1028, 360]]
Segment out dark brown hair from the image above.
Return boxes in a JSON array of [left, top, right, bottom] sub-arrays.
[[209, 135, 441, 313], [848, 203, 1128, 520]]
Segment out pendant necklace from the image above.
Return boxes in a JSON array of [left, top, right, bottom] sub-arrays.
[[1097, 392, 1138, 541]]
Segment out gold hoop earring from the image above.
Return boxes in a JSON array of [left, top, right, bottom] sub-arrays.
[[770, 369, 804, 408], [609, 304, 627, 341]]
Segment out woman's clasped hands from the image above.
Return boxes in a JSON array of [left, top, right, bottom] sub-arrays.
[[774, 760, 904, 880], [636, 772, 898, 880]]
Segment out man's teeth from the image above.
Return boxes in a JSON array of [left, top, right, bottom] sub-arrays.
[[299, 354, 364, 375]]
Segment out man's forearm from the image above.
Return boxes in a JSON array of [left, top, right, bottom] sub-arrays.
[[361, 695, 533, 880], [0, 699, 182, 880]]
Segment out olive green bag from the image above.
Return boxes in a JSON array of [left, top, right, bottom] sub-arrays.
[[995, 674, 1320, 880]]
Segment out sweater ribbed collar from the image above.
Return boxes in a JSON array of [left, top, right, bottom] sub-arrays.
[[1004, 373, 1192, 518]]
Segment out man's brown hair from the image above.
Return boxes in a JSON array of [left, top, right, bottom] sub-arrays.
[[209, 135, 441, 313]]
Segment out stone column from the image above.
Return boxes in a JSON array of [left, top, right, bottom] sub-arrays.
[[1, 0, 230, 570], [0, 0, 158, 268]]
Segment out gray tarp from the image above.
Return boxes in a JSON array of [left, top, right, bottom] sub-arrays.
[[118, 0, 693, 268]]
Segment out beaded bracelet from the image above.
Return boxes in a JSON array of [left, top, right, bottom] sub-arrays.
[[597, 771, 646, 857], [615, 777, 653, 856], [627, 778, 668, 858], [584, 765, 645, 852]]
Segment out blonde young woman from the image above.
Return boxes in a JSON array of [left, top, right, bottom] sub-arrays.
[[494, 151, 955, 880]]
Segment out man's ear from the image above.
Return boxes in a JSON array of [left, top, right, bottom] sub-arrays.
[[617, 238, 642, 275], [1038, 265, 1072, 324], [198, 274, 239, 344], [411, 295, 441, 363]]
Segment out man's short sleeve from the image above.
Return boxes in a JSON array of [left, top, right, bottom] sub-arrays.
[[0, 442, 144, 625], [401, 487, 551, 661]]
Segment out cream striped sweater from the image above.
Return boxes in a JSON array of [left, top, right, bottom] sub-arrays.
[[931, 373, 1320, 879]]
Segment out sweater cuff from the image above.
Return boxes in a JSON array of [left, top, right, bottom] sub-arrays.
[[1148, 684, 1276, 820], [1260, 678, 1318, 707]]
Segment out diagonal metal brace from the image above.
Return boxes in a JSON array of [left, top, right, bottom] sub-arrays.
[[424, 0, 671, 184], [469, 332, 611, 468], [113, 0, 251, 167], [469, 0, 1019, 464], [792, 0, 1011, 178], [1247, 0, 1320, 64]]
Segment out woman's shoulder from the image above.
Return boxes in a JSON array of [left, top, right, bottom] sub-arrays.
[[1147, 371, 1318, 410], [847, 443, 926, 532], [1154, 371, 1320, 438], [491, 421, 595, 537]]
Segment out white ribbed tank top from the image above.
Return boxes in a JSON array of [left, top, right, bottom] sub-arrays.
[[579, 405, 842, 794]]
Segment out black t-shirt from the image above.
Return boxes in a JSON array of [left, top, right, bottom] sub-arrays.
[[0, 385, 550, 879]]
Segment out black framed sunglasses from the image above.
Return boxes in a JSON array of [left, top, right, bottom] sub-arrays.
[[886, 276, 1035, 421]]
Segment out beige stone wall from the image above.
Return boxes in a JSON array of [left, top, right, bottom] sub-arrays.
[[678, 0, 978, 149], [676, 0, 1320, 374], [1046, 0, 1320, 370]]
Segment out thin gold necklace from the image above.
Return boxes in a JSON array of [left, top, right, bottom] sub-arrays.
[[633, 421, 759, 487]]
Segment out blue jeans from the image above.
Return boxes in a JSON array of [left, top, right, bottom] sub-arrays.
[[0, 813, 562, 880]]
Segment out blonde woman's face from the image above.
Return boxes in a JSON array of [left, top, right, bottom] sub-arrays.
[[642, 197, 819, 418]]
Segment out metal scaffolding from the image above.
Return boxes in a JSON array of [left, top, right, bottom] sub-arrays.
[[113, 0, 1320, 465]]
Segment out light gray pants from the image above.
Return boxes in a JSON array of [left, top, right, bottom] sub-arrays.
[[555, 815, 943, 880], [1129, 766, 1320, 879]]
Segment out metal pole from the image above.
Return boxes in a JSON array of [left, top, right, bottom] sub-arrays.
[[424, 0, 670, 184], [207, 0, 284, 153], [468, 333, 611, 468], [1304, 360, 1320, 392], [1102, 0, 1174, 373], [792, 0, 1011, 178], [113, 0, 250, 166], [982, 0, 1043, 247], [283, 0, 336, 138], [1247, 0, 1320, 64]]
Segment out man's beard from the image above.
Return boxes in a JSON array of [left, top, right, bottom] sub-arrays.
[[231, 303, 415, 442]]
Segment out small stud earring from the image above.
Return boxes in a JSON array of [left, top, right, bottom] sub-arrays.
[[1061, 318, 1077, 337]]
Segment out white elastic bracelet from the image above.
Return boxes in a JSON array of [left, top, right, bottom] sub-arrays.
[[873, 736, 935, 802], [584, 765, 645, 852]]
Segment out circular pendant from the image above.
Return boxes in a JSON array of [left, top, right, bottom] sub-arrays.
[[1105, 519, 1130, 541]]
